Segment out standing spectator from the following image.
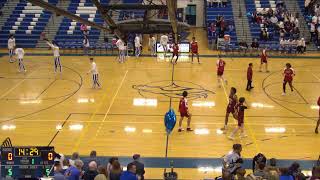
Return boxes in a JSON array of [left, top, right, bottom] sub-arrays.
[[65, 159, 83, 180], [94, 166, 108, 180], [251, 38, 259, 50], [315, 97, 320, 134], [288, 162, 305, 180], [69, 152, 80, 167], [131, 154, 145, 180], [83, 161, 98, 180], [107, 157, 119, 175], [81, 24, 88, 35], [120, 163, 137, 180], [54, 162, 66, 180], [83, 35, 90, 55], [110, 161, 122, 180]]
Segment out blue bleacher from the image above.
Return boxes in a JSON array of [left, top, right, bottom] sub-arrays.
[[245, 0, 280, 49], [119, 0, 144, 21], [54, 0, 109, 48], [0, 0, 7, 9], [0, 0, 58, 48], [206, 1, 238, 47]]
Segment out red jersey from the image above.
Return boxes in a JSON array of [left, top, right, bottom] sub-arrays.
[[172, 45, 179, 55], [191, 41, 198, 53], [179, 97, 188, 114], [235, 102, 247, 126], [260, 50, 267, 63], [217, 59, 225, 73], [283, 68, 295, 82], [247, 66, 253, 80]]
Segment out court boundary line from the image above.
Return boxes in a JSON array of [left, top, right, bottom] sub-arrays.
[[35, 79, 56, 99]]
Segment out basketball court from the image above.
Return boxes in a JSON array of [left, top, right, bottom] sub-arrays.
[[0, 47, 319, 178]]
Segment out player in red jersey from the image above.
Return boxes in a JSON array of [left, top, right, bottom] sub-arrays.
[[259, 48, 269, 72], [228, 97, 248, 140], [282, 63, 295, 96], [171, 43, 179, 64], [217, 56, 227, 87], [221, 87, 238, 131], [246, 63, 254, 91], [178, 91, 193, 132], [190, 37, 200, 64], [315, 96, 320, 134]]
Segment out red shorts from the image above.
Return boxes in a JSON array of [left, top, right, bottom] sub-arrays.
[[283, 78, 293, 83], [180, 112, 190, 118], [226, 106, 235, 114], [261, 59, 267, 64], [217, 71, 224, 76], [191, 51, 198, 54], [237, 118, 244, 127]]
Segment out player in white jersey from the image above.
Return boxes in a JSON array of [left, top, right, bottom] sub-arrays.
[[87, 57, 101, 89], [160, 34, 169, 57], [134, 34, 141, 57], [116, 38, 126, 63], [15, 47, 26, 73], [8, 35, 16, 63], [149, 34, 156, 56], [83, 35, 90, 55], [46, 40, 62, 73]]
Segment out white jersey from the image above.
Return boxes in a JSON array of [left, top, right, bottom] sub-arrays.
[[223, 151, 241, 173], [15, 48, 25, 59], [149, 37, 156, 46], [116, 39, 125, 51], [8, 38, 16, 49], [160, 35, 168, 45], [83, 38, 90, 47], [89, 62, 98, 75], [47, 41, 60, 57], [134, 36, 141, 47]]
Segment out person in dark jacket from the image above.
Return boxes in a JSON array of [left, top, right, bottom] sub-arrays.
[[131, 154, 145, 180], [109, 160, 122, 180], [83, 161, 98, 180]]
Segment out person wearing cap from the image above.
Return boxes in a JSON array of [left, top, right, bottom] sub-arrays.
[[131, 154, 145, 180]]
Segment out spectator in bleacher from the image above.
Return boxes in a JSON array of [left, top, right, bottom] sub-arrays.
[[54, 162, 66, 180], [261, 28, 269, 41], [83, 35, 90, 55], [120, 163, 137, 180], [271, 15, 279, 25], [293, 27, 300, 40], [297, 38, 305, 53], [209, 22, 216, 38], [239, 41, 248, 53], [251, 38, 259, 49], [310, 22, 316, 41], [81, 23, 88, 35], [265, 158, 280, 180], [83, 161, 98, 180], [131, 154, 145, 180], [8, 34, 15, 63], [94, 166, 108, 180], [222, 0, 228, 7], [109, 160, 122, 180]]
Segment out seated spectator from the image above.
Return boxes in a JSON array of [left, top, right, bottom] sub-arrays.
[[280, 38, 286, 53], [271, 15, 279, 25], [120, 163, 137, 180], [288, 162, 305, 180], [253, 162, 268, 179], [239, 41, 248, 52], [252, 153, 267, 172], [266, 158, 280, 180], [110, 161, 122, 180], [94, 166, 108, 180], [209, 22, 216, 38], [83, 161, 98, 180], [131, 154, 145, 180], [261, 28, 269, 41], [251, 38, 259, 49], [279, 168, 294, 180], [222, 0, 228, 7], [293, 27, 300, 39]]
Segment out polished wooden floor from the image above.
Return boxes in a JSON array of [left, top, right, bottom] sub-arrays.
[[0, 30, 320, 179]]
